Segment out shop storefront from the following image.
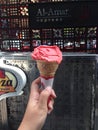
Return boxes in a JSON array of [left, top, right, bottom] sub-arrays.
[[0, 1, 98, 130], [0, 0, 98, 53]]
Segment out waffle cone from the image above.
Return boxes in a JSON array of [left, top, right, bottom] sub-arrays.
[[36, 60, 59, 78]]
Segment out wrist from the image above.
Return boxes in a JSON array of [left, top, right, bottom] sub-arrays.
[[18, 119, 42, 130]]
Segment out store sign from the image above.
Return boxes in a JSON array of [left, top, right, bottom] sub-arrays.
[[29, 1, 98, 28], [0, 69, 16, 94], [0, 62, 27, 101]]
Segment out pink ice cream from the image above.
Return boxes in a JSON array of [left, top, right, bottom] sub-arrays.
[[31, 45, 62, 89], [32, 45, 62, 64]]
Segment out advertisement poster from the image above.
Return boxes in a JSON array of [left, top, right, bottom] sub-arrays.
[[0, 69, 16, 95], [0, 61, 27, 100]]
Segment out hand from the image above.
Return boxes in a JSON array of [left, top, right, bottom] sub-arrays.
[[18, 77, 56, 130]]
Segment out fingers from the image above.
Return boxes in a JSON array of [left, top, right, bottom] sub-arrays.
[[38, 87, 52, 111], [29, 77, 41, 103], [51, 89, 57, 98], [38, 87, 56, 113], [48, 97, 54, 114], [29, 77, 56, 114], [31, 77, 41, 89], [30, 77, 41, 92], [47, 89, 56, 114]]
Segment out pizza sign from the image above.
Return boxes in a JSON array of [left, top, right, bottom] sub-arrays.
[[0, 69, 16, 95], [0, 61, 27, 101]]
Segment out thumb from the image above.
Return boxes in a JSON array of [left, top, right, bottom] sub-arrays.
[[38, 87, 52, 111]]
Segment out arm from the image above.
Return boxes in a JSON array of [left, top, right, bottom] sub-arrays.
[[18, 77, 56, 130]]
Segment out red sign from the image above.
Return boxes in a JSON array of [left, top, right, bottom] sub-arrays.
[[0, 69, 16, 95]]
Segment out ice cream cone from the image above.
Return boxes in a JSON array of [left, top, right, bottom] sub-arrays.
[[31, 45, 62, 89], [37, 60, 59, 78], [36, 60, 59, 89]]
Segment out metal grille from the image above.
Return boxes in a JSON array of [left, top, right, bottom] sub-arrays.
[[46, 55, 96, 130], [0, 1, 98, 53], [0, 0, 30, 51], [30, 27, 97, 53]]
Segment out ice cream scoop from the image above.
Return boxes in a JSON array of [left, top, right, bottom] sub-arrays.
[[32, 45, 62, 64], [31, 45, 62, 89]]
